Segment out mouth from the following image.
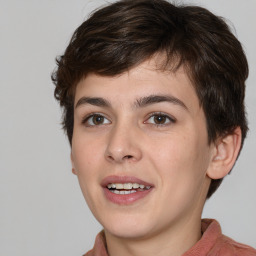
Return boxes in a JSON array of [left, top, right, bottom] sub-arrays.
[[101, 176, 154, 205], [107, 182, 151, 194]]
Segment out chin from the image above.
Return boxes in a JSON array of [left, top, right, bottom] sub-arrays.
[[105, 224, 152, 239], [99, 213, 155, 239]]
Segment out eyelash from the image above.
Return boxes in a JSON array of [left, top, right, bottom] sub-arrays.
[[144, 112, 176, 127], [81, 112, 176, 127], [82, 113, 111, 127]]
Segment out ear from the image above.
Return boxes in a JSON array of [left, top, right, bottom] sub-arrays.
[[207, 127, 242, 180], [70, 152, 78, 175]]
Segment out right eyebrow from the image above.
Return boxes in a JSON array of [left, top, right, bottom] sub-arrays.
[[75, 97, 111, 109]]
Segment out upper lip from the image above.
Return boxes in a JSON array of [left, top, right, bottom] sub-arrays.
[[101, 175, 154, 188]]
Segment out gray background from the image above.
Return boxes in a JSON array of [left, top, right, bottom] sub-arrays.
[[0, 0, 255, 255]]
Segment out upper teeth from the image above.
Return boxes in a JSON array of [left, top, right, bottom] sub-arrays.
[[107, 183, 150, 190]]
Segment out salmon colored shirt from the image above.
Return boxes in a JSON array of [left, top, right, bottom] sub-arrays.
[[84, 219, 256, 256]]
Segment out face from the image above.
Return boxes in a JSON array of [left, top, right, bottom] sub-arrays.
[[71, 58, 213, 240]]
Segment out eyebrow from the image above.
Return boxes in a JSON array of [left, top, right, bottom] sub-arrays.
[[134, 95, 188, 110], [75, 97, 111, 108], [75, 94, 188, 110]]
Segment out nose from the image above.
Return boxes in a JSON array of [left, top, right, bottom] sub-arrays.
[[104, 122, 143, 164]]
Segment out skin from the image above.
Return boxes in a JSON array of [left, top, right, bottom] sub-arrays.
[[71, 58, 241, 256]]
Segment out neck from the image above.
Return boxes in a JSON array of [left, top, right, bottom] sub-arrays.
[[105, 216, 202, 256]]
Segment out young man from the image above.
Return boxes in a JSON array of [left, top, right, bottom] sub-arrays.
[[52, 0, 256, 255]]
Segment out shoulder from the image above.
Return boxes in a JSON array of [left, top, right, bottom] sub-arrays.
[[211, 233, 256, 256], [83, 249, 93, 256], [191, 219, 256, 256]]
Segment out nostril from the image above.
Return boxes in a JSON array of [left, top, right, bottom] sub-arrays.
[[107, 155, 115, 161], [124, 155, 133, 159]]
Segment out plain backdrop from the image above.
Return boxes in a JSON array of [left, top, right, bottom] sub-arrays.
[[0, 0, 255, 255]]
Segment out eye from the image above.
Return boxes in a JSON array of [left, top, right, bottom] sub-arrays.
[[82, 114, 111, 126], [145, 113, 175, 126]]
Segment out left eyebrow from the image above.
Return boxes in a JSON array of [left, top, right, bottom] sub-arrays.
[[134, 94, 188, 110]]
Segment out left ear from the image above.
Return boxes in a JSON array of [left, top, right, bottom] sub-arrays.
[[207, 127, 242, 180]]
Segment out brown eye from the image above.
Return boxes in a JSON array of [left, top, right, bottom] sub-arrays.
[[153, 115, 167, 124], [92, 115, 105, 125], [145, 113, 175, 126], [83, 114, 111, 126]]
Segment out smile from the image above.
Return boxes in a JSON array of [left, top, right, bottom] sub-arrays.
[[107, 183, 152, 194], [102, 176, 154, 205]]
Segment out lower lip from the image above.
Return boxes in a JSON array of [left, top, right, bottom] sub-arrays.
[[103, 187, 153, 205]]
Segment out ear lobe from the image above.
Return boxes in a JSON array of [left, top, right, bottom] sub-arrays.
[[207, 127, 242, 180], [70, 152, 78, 175]]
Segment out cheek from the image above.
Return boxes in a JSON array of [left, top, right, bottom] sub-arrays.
[[71, 137, 105, 200], [150, 134, 195, 169], [150, 129, 210, 188], [153, 138, 209, 214], [71, 139, 102, 208], [72, 134, 103, 169]]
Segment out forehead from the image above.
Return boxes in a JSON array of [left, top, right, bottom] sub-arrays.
[[75, 58, 200, 113]]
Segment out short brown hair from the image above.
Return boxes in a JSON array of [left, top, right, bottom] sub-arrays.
[[52, 0, 248, 198]]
